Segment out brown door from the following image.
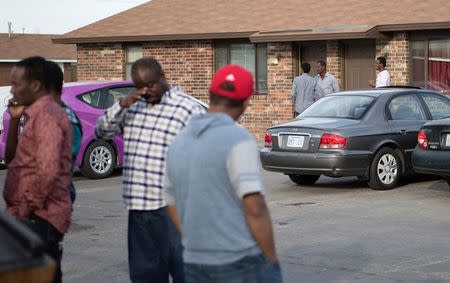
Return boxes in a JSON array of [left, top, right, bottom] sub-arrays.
[[344, 41, 376, 90], [299, 42, 326, 77]]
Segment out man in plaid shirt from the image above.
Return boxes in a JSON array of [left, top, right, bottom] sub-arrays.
[[95, 57, 205, 283]]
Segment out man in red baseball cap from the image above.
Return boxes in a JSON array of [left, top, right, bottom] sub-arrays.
[[165, 65, 282, 282]]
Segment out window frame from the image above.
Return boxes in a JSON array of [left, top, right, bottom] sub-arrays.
[[417, 91, 450, 120], [214, 40, 268, 94], [386, 93, 428, 121], [125, 46, 143, 80], [409, 32, 450, 95]]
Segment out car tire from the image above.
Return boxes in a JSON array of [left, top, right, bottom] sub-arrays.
[[446, 178, 450, 186], [288, 174, 320, 186], [80, 140, 116, 179], [368, 147, 402, 190]]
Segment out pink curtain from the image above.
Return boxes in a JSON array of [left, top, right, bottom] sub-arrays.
[[428, 60, 450, 91]]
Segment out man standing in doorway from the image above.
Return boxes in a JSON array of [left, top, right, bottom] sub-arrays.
[[95, 57, 205, 283], [369, 56, 390, 88], [4, 56, 73, 283], [315, 60, 340, 94], [291, 62, 325, 116], [165, 65, 282, 283]]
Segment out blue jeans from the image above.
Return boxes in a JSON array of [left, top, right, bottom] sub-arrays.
[[184, 254, 282, 283], [128, 208, 184, 283]]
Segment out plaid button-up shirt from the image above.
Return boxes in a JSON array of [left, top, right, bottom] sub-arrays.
[[95, 86, 206, 210]]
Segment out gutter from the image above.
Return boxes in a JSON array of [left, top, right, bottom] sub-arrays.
[[52, 21, 450, 44]]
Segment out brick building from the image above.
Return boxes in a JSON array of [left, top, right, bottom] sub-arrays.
[[0, 33, 77, 86], [55, 0, 450, 140]]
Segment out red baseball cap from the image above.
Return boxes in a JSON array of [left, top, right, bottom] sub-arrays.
[[210, 65, 254, 100]]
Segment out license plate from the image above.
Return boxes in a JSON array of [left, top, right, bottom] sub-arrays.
[[286, 135, 305, 148], [446, 134, 450, 147]]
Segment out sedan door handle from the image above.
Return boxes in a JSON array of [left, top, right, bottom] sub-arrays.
[[399, 129, 408, 135]]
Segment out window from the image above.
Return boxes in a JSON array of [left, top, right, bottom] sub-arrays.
[[410, 38, 450, 95], [420, 93, 450, 119], [79, 90, 103, 109], [388, 95, 427, 121], [300, 95, 374, 119], [106, 87, 135, 108], [125, 46, 143, 80], [215, 42, 267, 93]]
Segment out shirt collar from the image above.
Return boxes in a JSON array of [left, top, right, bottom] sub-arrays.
[[24, 95, 54, 118]]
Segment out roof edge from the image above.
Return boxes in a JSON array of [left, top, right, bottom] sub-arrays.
[[0, 59, 77, 63], [53, 32, 255, 44], [53, 22, 450, 45], [377, 21, 450, 32], [250, 22, 450, 42]]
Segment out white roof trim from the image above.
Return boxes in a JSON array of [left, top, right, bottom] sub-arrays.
[[0, 59, 77, 63]]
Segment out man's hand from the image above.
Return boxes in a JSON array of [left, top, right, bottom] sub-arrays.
[[368, 80, 375, 88], [119, 87, 149, 108], [7, 98, 25, 120]]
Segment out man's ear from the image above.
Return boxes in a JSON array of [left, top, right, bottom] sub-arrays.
[[30, 80, 42, 93], [243, 98, 250, 108]]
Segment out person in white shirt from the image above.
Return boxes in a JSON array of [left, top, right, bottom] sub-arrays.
[[315, 60, 340, 95], [369, 56, 390, 88]]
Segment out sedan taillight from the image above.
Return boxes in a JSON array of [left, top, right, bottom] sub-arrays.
[[320, 133, 346, 149], [264, 132, 272, 147], [417, 130, 428, 150]]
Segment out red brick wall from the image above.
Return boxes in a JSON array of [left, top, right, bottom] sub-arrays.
[[326, 40, 344, 90], [376, 32, 410, 85], [77, 43, 125, 81], [240, 42, 296, 141], [76, 40, 298, 141], [142, 40, 214, 103]]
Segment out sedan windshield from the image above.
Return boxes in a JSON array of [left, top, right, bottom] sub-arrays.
[[300, 95, 375, 119]]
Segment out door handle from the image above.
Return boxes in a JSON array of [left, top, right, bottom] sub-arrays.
[[399, 129, 408, 135]]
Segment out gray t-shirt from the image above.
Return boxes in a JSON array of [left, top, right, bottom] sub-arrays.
[[165, 113, 264, 265]]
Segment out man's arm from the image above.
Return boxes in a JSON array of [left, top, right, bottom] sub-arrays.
[[291, 78, 298, 103], [243, 193, 277, 262], [168, 205, 181, 233], [227, 139, 278, 262], [95, 101, 126, 140], [165, 165, 182, 233], [5, 116, 21, 164], [95, 88, 148, 139], [333, 77, 340, 92], [5, 100, 25, 164]]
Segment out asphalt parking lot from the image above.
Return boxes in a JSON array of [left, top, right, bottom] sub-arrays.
[[1, 169, 450, 283]]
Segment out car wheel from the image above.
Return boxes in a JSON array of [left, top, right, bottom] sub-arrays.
[[288, 174, 320, 186], [446, 178, 450, 186], [368, 147, 401, 190], [80, 140, 116, 179]]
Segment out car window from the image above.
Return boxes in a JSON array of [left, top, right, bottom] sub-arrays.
[[419, 93, 450, 119], [300, 95, 375, 119], [388, 95, 427, 120], [106, 87, 135, 108], [79, 90, 103, 108]]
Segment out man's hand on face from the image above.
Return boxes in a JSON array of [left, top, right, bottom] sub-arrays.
[[119, 87, 149, 108], [7, 98, 25, 120]]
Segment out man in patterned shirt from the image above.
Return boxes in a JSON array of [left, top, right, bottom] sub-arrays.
[[95, 57, 205, 283]]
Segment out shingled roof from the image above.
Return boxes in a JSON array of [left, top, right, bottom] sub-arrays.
[[55, 0, 450, 44], [0, 33, 76, 61]]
